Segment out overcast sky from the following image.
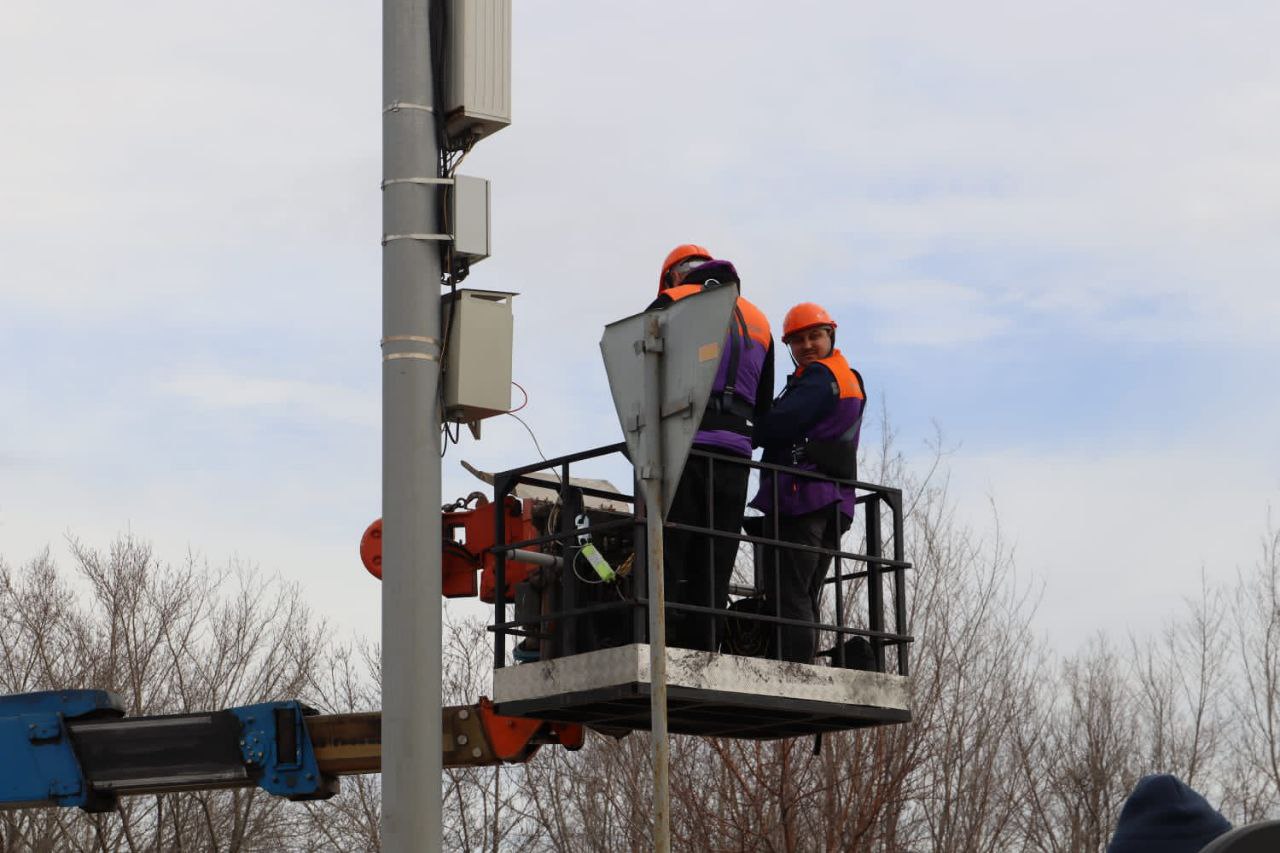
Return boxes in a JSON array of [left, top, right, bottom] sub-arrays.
[[2, 1, 1278, 650]]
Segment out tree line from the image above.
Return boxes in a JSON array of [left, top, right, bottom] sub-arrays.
[[3, 430, 1278, 850]]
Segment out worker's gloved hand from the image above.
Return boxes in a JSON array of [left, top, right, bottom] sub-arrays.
[[681, 259, 739, 288]]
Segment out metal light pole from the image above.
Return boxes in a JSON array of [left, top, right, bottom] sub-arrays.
[[382, 0, 443, 847], [641, 313, 671, 853], [603, 290, 737, 853]]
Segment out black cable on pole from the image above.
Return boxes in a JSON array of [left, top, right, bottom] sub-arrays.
[[430, 1, 480, 456], [429, 0, 463, 454]]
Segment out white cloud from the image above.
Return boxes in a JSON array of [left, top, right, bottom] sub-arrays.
[[4, 0, 1280, 656], [852, 279, 1011, 346], [951, 443, 1280, 651], [5, 0, 1279, 344], [156, 371, 377, 427]]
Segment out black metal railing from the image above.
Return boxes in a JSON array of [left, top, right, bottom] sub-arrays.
[[487, 443, 913, 678]]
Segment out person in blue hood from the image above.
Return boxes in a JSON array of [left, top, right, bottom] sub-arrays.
[[1107, 774, 1231, 853]]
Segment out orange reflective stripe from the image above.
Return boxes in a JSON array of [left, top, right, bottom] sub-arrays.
[[661, 284, 705, 302], [663, 288, 772, 347], [736, 297, 772, 347], [815, 350, 863, 400]]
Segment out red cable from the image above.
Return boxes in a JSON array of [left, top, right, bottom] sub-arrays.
[[510, 381, 529, 413]]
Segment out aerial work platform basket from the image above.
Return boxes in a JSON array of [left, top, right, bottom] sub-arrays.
[[482, 443, 914, 741], [493, 644, 910, 739]]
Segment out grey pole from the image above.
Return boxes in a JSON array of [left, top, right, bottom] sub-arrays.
[[382, 0, 443, 848], [641, 313, 672, 853]]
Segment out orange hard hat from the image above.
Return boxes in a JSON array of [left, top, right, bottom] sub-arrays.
[[782, 302, 838, 343], [659, 243, 712, 291]]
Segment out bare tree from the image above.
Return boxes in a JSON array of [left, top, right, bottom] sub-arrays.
[[0, 535, 366, 852], [1017, 637, 1142, 852], [6, 460, 1278, 851], [437, 613, 541, 853], [1225, 522, 1280, 824], [1127, 575, 1227, 792], [496, 425, 1054, 852]]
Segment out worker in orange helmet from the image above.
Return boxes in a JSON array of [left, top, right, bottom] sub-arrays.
[[647, 246, 775, 651], [748, 302, 866, 663], [657, 243, 713, 292]]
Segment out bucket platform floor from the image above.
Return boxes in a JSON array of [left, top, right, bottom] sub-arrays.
[[492, 644, 911, 740]]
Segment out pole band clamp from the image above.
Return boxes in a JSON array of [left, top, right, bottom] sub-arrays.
[[382, 233, 451, 245], [381, 178, 453, 189], [383, 102, 434, 114], [381, 335, 440, 347], [382, 335, 441, 363], [384, 352, 438, 363]]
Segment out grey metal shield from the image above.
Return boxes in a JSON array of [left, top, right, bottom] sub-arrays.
[[599, 285, 738, 517]]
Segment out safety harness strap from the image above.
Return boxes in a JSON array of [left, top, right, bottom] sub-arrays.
[[796, 368, 866, 480], [700, 397, 755, 437], [703, 303, 757, 432]]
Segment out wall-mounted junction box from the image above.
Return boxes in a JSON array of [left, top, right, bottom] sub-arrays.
[[442, 289, 515, 426], [445, 0, 512, 146], [451, 175, 490, 262]]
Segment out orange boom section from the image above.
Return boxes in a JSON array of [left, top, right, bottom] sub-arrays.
[[360, 495, 541, 601]]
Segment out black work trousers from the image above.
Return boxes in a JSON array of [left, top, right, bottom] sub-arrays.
[[663, 452, 750, 651], [759, 508, 842, 663]]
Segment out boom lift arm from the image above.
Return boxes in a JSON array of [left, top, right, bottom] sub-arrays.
[[0, 690, 581, 813]]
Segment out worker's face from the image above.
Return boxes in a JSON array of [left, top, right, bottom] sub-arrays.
[[788, 326, 833, 367]]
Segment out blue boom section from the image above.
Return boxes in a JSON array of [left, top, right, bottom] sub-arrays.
[[0, 690, 123, 810], [0, 690, 336, 812], [228, 701, 330, 799]]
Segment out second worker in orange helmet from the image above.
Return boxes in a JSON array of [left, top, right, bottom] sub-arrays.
[[748, 301, 866, 664]]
